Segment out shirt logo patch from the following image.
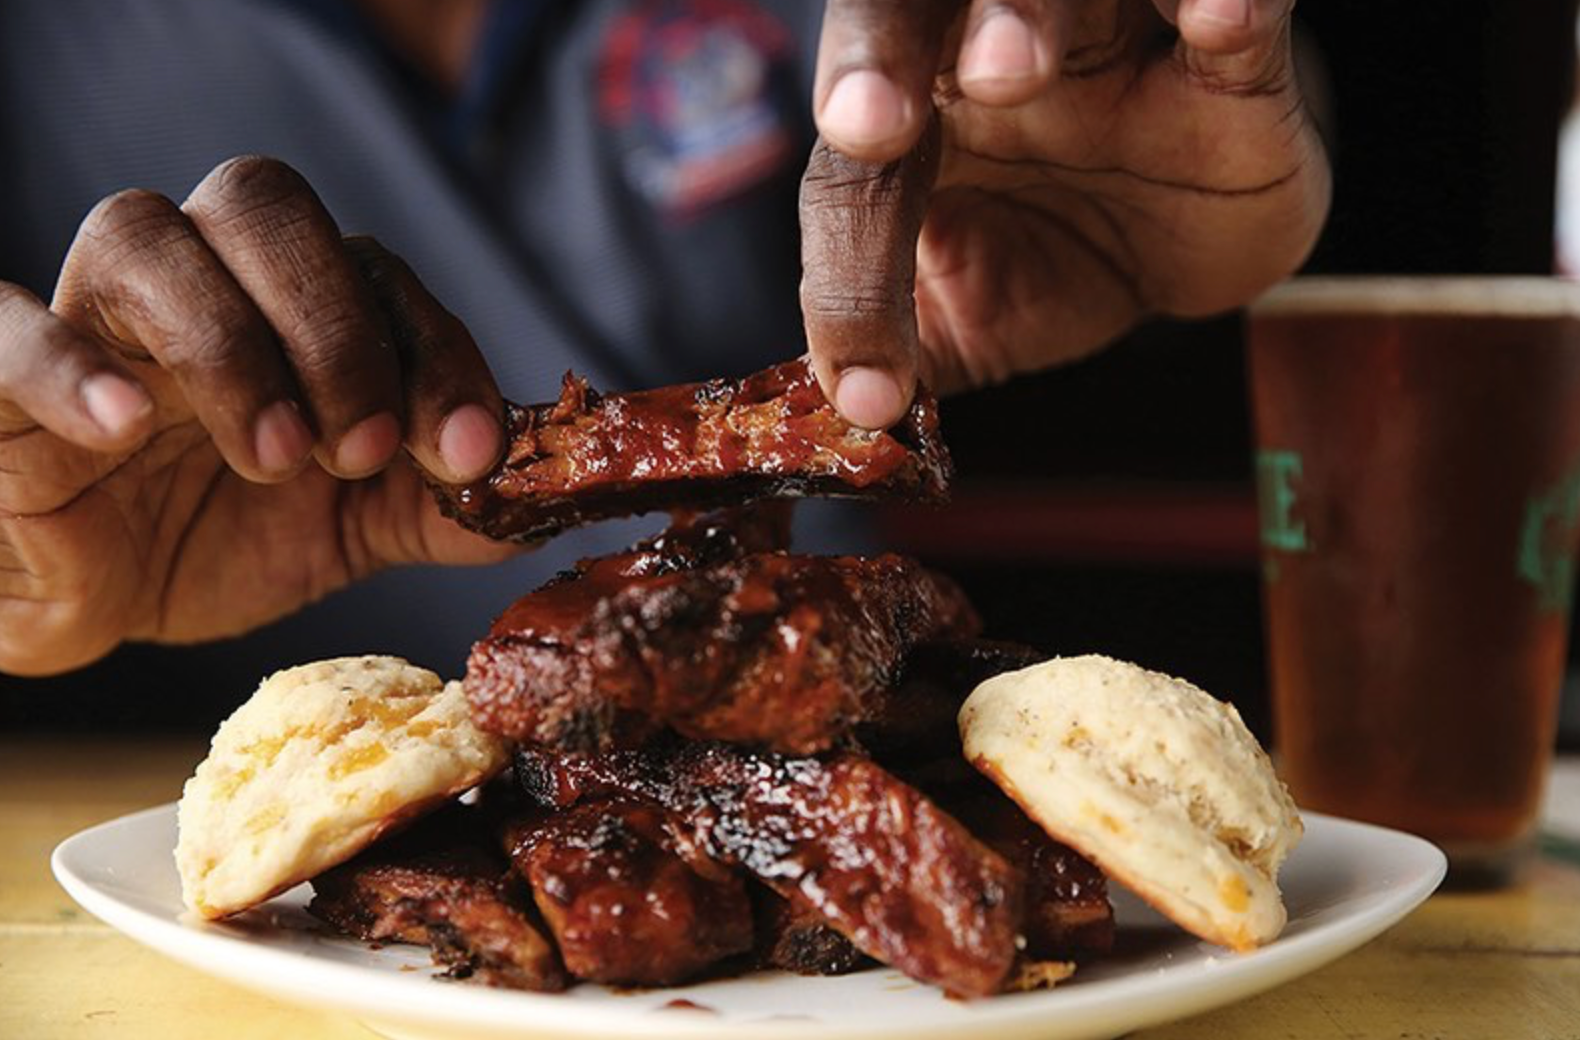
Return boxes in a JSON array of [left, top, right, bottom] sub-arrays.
[[599, 0, 797, 218]]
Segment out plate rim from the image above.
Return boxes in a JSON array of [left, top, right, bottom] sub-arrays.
[[52, 803, 1447, 1040]]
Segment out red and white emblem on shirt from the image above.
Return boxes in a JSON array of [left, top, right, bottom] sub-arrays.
[[598, 0, 797, 218]]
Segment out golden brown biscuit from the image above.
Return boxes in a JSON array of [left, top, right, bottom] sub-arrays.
[[176, 656, 508, 919], [960, 654, 1302, 950]]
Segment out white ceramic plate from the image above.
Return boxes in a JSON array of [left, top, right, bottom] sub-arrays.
[[54, 804, 1444, 1040]]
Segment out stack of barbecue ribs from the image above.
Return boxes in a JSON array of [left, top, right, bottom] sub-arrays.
[[308, 359, 1115, 998]]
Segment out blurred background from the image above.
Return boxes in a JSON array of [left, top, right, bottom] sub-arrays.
[[892, 0, 1580, 748], [4, 0, 1580, 748]]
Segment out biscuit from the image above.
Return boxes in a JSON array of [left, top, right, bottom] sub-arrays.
[[959, 655, 1302, 951], [176, 656, 508, 919]]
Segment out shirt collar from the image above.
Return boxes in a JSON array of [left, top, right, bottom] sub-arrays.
[[265, 0, 557, 162]]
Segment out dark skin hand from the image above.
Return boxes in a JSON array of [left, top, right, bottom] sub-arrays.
[[798, 0, 1331, 428], [0, 158, 513, 674], [0, 0, 1327, 676]]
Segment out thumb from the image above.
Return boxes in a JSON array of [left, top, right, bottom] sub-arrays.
[[1159, 0, 1296, 87], [799, 118, 941, 430]]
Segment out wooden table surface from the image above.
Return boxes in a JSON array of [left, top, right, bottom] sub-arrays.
[[3, 737, 1578, 1040]]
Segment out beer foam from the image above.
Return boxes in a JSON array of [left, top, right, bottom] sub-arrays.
[[1251, 276, 1580, 319]]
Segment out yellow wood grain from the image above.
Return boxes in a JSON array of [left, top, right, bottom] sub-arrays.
[[5, 737, 1579, 1040], [0, 739, 203, 923], [0, 931, 378, 1040], [1138, 862, 1580, 1039]]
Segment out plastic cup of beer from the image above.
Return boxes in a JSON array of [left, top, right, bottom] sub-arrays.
[[1248, 276, 1580, 887]]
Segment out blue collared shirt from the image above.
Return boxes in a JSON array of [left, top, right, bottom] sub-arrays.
[[0, 0, 860, 718]]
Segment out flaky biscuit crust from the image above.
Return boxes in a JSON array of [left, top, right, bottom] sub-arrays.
[[960, 655, 1302, 950], [176, 656, 507, 919]]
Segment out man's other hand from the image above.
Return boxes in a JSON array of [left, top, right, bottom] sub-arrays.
[[800, 0, 1331, 428], [0, 157, 513, 675]]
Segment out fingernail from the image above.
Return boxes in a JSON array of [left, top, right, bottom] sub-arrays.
[[835, 367, 906, 430], [961, 8, 1042, 84], [81, 373, 152, 437], [333, 412, 400, 476], [822, 69, 912, 148], [437, 403, 501, 482], [1192, 0, 1251, 28], [254, 400, 313, 475]]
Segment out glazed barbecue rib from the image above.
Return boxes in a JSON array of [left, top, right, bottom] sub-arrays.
[[1006, 821, 1114, 960], [429, 357, 951, 543], [468, 550, 980, 754], [464, 504, 795, 750], [857, 638, 1114, 962], [503, 799, 755, 986], [308, 811, 566, 991], [855, 638, 1116, 960], [751, 889, 870, 976], [515, 741, 1023, 998], [934, 776, 1115, 961]]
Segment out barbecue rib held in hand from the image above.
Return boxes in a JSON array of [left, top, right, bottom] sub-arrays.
[[467, 548, 979, 754], [516, 741, 1023, 998], [429, 357, 951, 543]]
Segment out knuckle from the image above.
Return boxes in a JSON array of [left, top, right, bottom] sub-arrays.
[[1185, 45, 1292, 97], [341, 233, 393, 266], [342, 238, 451, 360], [76, 189, 182, 256], [345, 236, 411, 299], [803, 140, 912, 193], [800, 276, 902, 318], [382, 296, 441, 362], [207, 155, 311, 201], [187, 155, 316, 223], [801, 175, 908, 216], [0, 281, 36, 320], [187, 159, 344, 276]]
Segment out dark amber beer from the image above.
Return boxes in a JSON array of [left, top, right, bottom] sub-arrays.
[[1249, 277, 1580, 885]]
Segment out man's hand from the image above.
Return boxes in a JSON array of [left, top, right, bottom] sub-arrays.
[[0, 157, 513, 676], [800, 0, 1332, 428]]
